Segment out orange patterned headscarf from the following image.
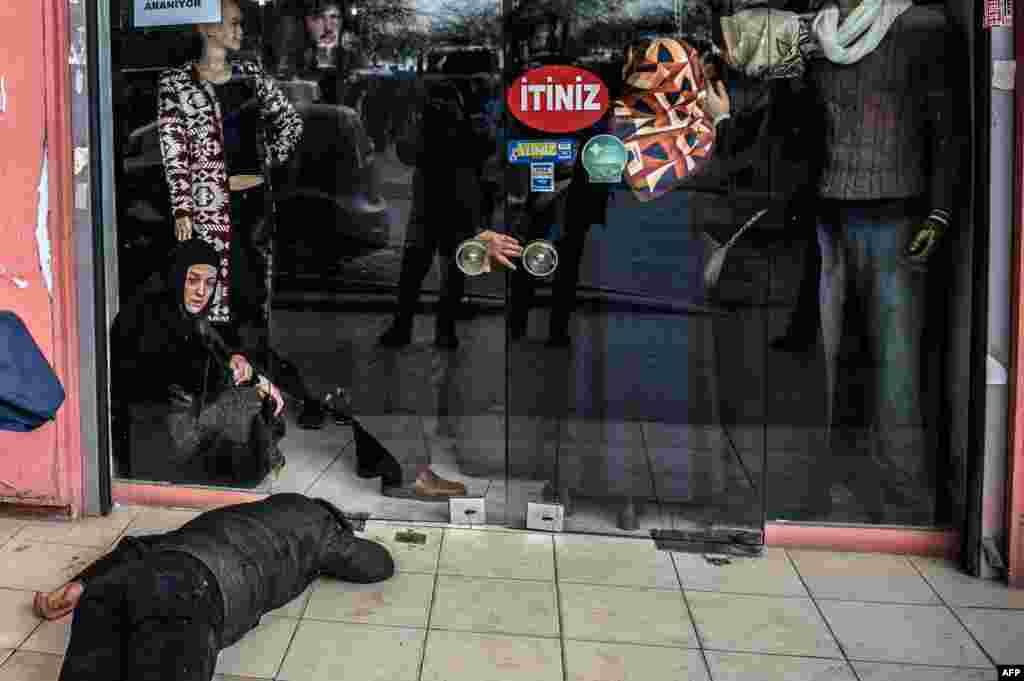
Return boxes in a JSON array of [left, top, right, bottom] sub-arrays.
[[611, 37, 717, 202]]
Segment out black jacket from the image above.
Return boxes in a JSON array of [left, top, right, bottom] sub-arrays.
[[74, 494, 366, 648]]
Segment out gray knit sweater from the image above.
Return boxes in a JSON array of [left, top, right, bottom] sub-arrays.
[[807, 4, 958, 213]]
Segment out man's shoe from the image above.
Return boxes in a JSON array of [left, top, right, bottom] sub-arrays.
[[379, 320, 413, 347], [383, 469, 467, 501], [414, 470, 467, 497], [297, 400, 326, 430]]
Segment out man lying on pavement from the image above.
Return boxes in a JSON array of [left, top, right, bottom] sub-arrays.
[[33, 493, 393, 681]]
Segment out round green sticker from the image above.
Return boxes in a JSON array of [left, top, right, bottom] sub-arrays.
[[581, 134, 628, 184]]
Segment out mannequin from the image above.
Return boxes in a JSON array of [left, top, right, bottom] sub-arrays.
[[159, 0, 329, 430], [159, 0, 302, 334], [810, 0, 956, 522], [722, 0, 959, 520]]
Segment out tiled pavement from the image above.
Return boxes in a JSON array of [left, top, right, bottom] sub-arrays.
[[0, 504, 1020, 680]]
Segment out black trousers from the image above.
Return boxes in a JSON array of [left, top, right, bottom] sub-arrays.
[[509, 218, 591, 337], [221, 186, 316, 407], [227, 185, 272, 337], [60, 548, 224, 681], [392, 168, 476, 329]]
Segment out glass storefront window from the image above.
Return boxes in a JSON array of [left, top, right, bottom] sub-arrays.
[[101, 0, 970, 540]]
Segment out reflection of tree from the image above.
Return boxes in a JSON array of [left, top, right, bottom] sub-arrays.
[[432, 0, 502, 46], [505, 0, 628, 60], [351, 0, 419, 61], [503, 0, 718, 62]]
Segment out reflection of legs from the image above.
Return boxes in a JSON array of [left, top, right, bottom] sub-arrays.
[[549, 223, 590, 344], [509, 265, 535, 340], [772, 225, 822, 352], [436, 244, 466, 349], [229, 190, 269, 352], [381, 171, 437, 347]]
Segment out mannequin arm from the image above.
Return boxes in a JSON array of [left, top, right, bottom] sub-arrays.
[[924, 20, 957, 220], [248, 63, 304, 166], [905, 17, 961, 265], [157, 72, 193, 221]]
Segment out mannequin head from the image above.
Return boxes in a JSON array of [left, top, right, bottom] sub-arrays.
[[196, 0, 244, 56]]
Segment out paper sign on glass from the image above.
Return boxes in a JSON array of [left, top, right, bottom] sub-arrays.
[[135, 0, 221, 28]]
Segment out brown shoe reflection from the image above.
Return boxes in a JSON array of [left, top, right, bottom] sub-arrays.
[[383, 467, 467, 501]]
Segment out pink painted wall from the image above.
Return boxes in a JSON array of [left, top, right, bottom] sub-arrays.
[[0, 0, 81, 513]]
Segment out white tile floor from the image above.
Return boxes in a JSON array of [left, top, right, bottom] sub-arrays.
[[0, 504, 1019, 680]]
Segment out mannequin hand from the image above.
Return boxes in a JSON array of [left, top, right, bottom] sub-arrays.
[[229, 354, 254, 386], [903, 210, 950, 269], [175, 216, 193, 241], [701, 80, 731, 125], [257, 376, 284, 416], [476, 230, 523, 272]]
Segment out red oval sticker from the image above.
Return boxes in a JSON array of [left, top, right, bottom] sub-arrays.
[[507, 65, 609, 134]]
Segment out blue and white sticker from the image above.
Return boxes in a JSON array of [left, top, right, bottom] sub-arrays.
[[531, 162, 555, 193]]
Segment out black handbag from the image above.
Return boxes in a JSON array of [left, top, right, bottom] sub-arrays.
[[0, 311, 66, 431]]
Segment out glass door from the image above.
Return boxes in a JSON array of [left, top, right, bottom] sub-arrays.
[[499, 0, 767, 547], [107, 0, 512, 525]]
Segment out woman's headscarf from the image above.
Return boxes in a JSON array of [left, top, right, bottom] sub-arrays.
[[167, 238, 222, 326], [610, 37, 717, 202]]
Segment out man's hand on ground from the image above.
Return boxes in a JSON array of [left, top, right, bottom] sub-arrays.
[[34, 581, 83, 620]]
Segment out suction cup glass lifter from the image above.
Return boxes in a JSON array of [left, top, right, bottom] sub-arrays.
[[521, 239, 558, 277], [455, 238, 490, 277], [456, 237, 559, 278]]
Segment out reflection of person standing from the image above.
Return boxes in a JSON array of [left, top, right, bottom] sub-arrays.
[[158, 0, 303, 343]]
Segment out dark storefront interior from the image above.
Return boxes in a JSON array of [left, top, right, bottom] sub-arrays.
[[100, 0, 977, 546]]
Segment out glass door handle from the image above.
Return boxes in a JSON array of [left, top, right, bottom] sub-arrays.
[[521, 240, 558, 277], [455, 237, 560, 278], [455, 238, 489, 276]]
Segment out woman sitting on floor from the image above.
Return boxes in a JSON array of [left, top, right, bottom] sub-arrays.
[[110, 239, 286, 487]]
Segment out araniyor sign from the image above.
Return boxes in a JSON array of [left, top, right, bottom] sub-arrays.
[[134, 0, 222, 28]]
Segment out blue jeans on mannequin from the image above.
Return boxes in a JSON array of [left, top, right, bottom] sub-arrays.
[[812, 198, 931, 522]]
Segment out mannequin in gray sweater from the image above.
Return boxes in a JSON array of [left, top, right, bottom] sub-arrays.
[[721, 0, 961, 521]]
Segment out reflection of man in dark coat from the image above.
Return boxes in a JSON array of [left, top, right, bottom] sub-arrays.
[[110, 240, 286, 487], [380, 78, 503, 350], [37, 493, 393, 681]]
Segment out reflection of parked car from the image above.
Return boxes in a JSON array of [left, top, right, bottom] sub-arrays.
[[116, 70, 389, 289], [423, 45, 500, 75]]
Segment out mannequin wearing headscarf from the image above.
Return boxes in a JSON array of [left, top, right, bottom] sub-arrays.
[[110, 239, 286, 487]]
